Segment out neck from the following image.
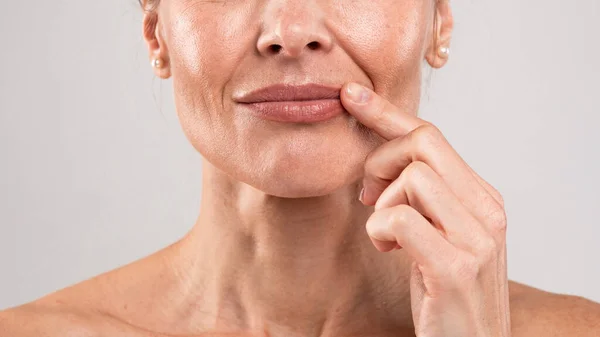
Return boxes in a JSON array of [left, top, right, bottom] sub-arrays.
[[172, 159, 416, 337]]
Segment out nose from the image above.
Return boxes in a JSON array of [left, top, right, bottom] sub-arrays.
[[256, 2, 333, 59]]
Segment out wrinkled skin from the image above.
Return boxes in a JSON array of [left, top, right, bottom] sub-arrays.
[[2, 1, 600, 337], [146, 0, 450, 197]]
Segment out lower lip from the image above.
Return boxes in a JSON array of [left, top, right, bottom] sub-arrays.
[[239, 99, 345, 123]]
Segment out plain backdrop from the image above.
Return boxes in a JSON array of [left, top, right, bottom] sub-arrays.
[[1, 0, 599, 309]]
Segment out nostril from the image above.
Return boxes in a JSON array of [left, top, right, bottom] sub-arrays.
[[264, 41, 322, 55], [269, 44, 282, 53], [307, 41, 320, 50]]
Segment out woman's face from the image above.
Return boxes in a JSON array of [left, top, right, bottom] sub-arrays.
[[147, 0, 449, 198]]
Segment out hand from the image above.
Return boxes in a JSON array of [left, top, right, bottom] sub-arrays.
[[340, 82, 511, 337]]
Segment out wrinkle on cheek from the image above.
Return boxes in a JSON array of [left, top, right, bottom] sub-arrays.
[[166, 2, 255, 157], [165, 7, 214, 150], [216, 7, 256, 75]]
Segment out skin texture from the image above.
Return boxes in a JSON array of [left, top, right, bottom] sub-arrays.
[[2, 0, 600, 336]]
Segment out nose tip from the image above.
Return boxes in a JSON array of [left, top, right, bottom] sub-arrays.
[[257, 22, 333, 58]]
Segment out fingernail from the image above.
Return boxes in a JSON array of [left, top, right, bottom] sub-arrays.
[[346, 83, 370, 103], [359, 188, 365, 203]]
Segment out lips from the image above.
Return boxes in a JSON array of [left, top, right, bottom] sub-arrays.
[[233, 83, 341, 103], [233, 84, 345, 123]]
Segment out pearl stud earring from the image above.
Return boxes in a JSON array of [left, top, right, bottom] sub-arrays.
[[152, 58, 163, 68], [438, 46, 450, 56]]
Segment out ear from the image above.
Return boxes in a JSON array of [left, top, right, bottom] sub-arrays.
[[425, 0, 454, 69], [143, 9, 171, 79]]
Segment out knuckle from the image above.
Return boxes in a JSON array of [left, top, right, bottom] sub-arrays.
[[365, 212, 387, 239], [364, 217, 379, 238], [400, 161, 432, 192], [366, 206, 410, 240], [386, 205, 411, 232], [402, 161, 428, 181], [486, 205, 508, 234], [412, 123, 446, 152]]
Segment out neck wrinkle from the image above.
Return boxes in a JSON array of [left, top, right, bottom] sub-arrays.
[[174, 159, 415, 337]]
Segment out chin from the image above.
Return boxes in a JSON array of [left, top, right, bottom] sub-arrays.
[[254, 164, 362, 199], [241, 140, 368, 198], [192, 114, 382, 199]]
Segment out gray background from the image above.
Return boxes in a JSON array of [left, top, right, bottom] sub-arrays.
[[1, 0, 599, 309]]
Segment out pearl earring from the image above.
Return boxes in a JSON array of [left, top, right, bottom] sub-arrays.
[[152, 58, 163, 68], [438, 46, 450, 56]]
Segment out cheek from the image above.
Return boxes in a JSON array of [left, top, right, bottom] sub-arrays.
[[335, 0, 430, 104], [165, 2, 254, 108], [162, 3, 254, 152], [166, 2, 250, 76]]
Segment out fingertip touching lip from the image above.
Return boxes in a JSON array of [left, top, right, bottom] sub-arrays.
[[234, 83, 342, 103]]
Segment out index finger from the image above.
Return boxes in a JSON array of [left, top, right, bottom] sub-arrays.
[[341, 82, 505, 210], [340, 82, 426, 140]]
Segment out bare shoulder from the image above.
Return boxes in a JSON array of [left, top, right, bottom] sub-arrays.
[[0, 302, 101, 337], [509, 280, 600, 337], [0, 248, 175, 337], [0, 301, 158, 337]]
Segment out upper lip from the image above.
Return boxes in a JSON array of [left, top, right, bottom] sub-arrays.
[[234, 83, 341, 103]]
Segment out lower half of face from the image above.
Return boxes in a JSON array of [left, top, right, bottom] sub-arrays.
[[180, 100, 384, 197], [164, 0, 432, 198]]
